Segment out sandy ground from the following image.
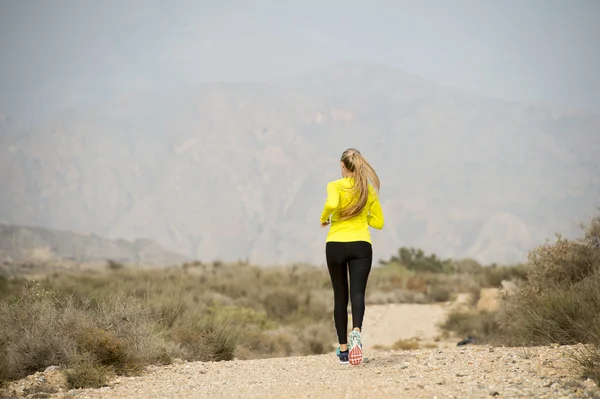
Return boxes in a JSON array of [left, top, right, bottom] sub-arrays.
[[67, 344, 599, 399], [5, 299, 599, 399], [360, 302, 451, 351]]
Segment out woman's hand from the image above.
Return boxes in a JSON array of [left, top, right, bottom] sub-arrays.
[[321, 220, 330, 228]]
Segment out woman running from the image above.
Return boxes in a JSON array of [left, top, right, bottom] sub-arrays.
[[320, 148, 384, 365]]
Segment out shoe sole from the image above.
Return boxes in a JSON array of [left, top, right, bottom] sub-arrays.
[[349, 344, 363, 365], [348, 331, 363, 366]]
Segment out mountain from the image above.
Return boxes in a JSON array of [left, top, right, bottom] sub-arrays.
[[1, 62, 599, 265], [0, 223, 188, 265]]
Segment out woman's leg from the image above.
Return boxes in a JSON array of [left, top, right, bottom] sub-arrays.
[[347, 241, 373, 332], [325, 242, 349, 347]]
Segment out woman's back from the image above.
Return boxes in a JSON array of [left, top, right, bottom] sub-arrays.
[[320, 148, 383, 366], [321, 177, 384, 243]]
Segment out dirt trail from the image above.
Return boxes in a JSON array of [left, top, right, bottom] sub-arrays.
[[53, 300, 599, 399], [361, 302, 451, 351], [4, 298, 595, 398], [67, 345, 597, 399]]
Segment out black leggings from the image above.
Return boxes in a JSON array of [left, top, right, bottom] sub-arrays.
[[325, 241, 373, 345]]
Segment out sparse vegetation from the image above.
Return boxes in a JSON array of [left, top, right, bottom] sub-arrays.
[[496, 214, 600, 383], [440, 212, 600, 384], [0, 283, 172, 389], [0, 262, 338, 389], [441, 310, 500, 344], [373, 337, 437, 351], [0, 236, 552, 390]]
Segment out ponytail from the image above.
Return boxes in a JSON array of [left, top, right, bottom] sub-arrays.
[[339, 149, 380, 221]]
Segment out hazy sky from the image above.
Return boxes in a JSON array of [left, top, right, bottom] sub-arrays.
[[1, 0, 599, 123]]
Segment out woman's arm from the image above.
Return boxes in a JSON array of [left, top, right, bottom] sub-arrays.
[[367, 194, 384, 229], [320, 181, 339, 224]]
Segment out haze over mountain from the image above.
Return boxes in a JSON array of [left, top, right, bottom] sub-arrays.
[[1, 1, 600, 124], [1, 62, 599, 266], [0, 223, 187, 266]]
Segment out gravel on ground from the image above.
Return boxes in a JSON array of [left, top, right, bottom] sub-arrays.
[[61, 344, 599, 399]]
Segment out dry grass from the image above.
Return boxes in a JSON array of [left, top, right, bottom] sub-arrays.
[[373, 338, 437, 351], [392, 338, 421, 351], [518, 347, 537, 360], [497, 216, 600, 347], [0, 284, 172, 388], [440, 309, 501, 344], [570, 344, 600, 385], [441, 213, 600, 385], [366, 260, 518, 306], [0, 249, 532, 389], [0, 263, 337, 389]]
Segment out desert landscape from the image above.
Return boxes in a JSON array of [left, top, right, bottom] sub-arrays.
[[1, 62, 599, 267], [2, 2, 600, 398], [1, 214, 599, 398]]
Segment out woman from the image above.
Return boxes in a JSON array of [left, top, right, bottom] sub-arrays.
[[320, 148, 384, 365]]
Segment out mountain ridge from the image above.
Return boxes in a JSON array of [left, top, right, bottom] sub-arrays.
[[0, 222, 188, 266], [1, 62, 598, 266]]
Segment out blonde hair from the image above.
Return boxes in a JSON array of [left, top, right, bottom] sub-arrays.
[[339, 148, 380, 221]]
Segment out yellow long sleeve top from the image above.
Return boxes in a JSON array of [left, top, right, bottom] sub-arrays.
[[320, 177, 384, 243]]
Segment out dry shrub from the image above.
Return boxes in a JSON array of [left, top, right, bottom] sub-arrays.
[[0, 284, 77, 381], [297, 322, 335, 355], [82, 293, 171, 370], [406, 275, 428, 294], [212, 305, 275, 330], [64, 354, 113, 389], [500, 271, 600, 346], [481, 264, 530, 288], [366, 289, 428, 305], [263, 290, 300, 321], [392, 338, 421, 350], [0, 245, 539, 389], [571, 344, 600, 385], [236, 320, 333, 359], [441, 309, 500, 343], [498, 216, 600, 346], [373, 338, 436, 351], [0, 263, 338, 388], [293, 290, 331, 324], [428, 283, 452, 302], [172, 314, 238, 362], [497, 214, 600, 383], [367, 263, 412, 292], [388, 274, 403, 286], [236, 330, 295, 359], [0, 284, 172, 388], [76, 327, 129, 371]]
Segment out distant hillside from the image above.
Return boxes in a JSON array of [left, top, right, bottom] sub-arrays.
[[0, 223, 188, 266], [1, 62, 599, 265]]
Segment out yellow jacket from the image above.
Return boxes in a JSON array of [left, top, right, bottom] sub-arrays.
[[320, 177, 384, 243]]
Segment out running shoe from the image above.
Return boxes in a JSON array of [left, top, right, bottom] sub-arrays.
[[336, 346, 349, 364], [348, 330, 363, 365]]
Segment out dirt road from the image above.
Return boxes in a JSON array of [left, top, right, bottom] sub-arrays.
[[62, 302, 598, 399], [361, 302, 450, 351], [68, 344, 596, 399]]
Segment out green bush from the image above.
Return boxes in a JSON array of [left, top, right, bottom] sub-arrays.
[[381, 247, 450, 273]]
